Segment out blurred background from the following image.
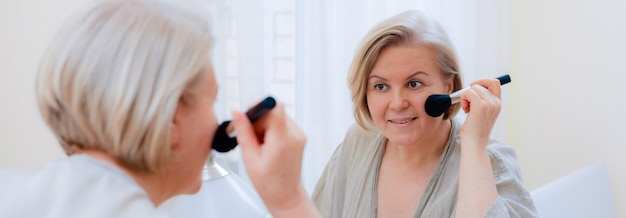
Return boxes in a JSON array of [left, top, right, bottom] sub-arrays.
[[1, 0, 624, 216]]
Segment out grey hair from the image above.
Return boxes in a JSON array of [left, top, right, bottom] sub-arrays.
[[36, 0, 214, 173]]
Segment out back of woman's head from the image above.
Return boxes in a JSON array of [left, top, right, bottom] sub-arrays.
[[348, 10, 463, 131], [36, 0, 214, 173]]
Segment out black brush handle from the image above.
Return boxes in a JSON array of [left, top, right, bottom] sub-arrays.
[[497, 74, 511, 85], [246, 97, 276, 123], [211, 96, 276, 152]]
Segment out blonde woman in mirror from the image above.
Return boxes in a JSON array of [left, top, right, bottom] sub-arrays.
[[312, 11, 538, 218], [0, 1, 320, 217]]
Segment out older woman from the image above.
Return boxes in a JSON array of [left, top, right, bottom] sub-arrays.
[[0, 0, 319, 217], [312, 11, 537, 217]]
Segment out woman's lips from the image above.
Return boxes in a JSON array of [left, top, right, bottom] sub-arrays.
[[388, 117, 417, 124]]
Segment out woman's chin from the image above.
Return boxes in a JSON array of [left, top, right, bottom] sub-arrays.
[[387, 136, 418, 147]]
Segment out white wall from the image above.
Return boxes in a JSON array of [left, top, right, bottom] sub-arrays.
[[0, 1, 93, 169], [509, 0, 625, 217]]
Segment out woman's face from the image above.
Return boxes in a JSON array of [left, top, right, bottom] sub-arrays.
[[366, 45, 452, 147], [171, 61, 219, 193]]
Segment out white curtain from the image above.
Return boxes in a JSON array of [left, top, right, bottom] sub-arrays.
[[199, 0, 511, 193]]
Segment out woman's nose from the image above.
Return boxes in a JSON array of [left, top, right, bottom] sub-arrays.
[[389, 90, 409, 110]]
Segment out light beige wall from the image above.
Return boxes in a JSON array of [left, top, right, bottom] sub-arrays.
[[509, 0, 625, 216], [0, 1, 93, 169]]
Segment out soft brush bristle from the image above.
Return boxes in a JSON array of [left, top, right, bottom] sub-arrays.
[[211, 121, 238, 152], [425, 94, 451, 117]]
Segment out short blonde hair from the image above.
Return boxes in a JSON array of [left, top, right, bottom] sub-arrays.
[[36, 0, 214, 173], [348, 10, 463, 131]]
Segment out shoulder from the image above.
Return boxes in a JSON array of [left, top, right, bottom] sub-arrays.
[[315, 123, 383, 183], [344, 123, 376, 142], [0, 155, 167, 218], [487, 139, 517, 159], [324, 123, 378, 168], [486, 139, 519, 166], [485, 139, 524, 181], [341, 123, 381, 150]]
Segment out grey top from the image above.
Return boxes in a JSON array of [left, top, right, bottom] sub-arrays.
[[312, 117, 538, 218]]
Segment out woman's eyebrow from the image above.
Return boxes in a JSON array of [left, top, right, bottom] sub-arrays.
[[406, 71, 426, 79], [368, 75, 387, 81]]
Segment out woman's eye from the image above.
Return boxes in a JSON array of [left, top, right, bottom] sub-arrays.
[[374, 84, 388, 91], [408, 80, 422, 89]]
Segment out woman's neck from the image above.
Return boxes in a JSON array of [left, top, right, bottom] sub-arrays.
[[383, 119, 452, 168]]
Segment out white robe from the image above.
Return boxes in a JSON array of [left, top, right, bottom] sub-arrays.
[[0, 154, 168, 218], [312, 117, 538, 218]]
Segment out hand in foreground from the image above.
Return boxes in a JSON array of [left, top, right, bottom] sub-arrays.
[[459, 78, 502, 149], [230, 102, 321, 218]]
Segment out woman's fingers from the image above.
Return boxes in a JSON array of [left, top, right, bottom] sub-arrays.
[[460, 79, 502, 114], [231, 110, 260, 165], [471, 78, 501, 99], [459, 78, 503, 148]]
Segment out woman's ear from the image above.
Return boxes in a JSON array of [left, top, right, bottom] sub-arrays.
[[446, 77, 455, 94], [171, 123, 180, 148], [171, 109, 181, 148]]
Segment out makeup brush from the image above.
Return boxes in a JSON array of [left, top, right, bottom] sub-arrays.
[[424, 74, 511, 117], [211, 96, 276, 152]]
